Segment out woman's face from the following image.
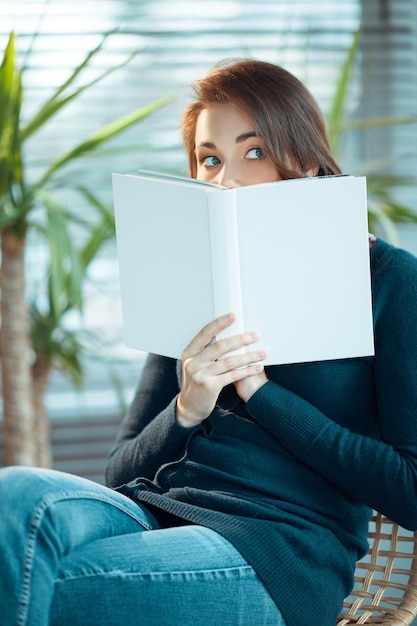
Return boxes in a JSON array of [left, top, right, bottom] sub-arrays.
[[194, 102, 279, 188]]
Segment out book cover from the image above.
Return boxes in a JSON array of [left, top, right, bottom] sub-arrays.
[[112, 171, 374, 365]]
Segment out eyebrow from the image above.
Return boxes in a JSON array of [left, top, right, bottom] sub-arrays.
[[197, 131, 259, 149], [236, 131, 259, 143]]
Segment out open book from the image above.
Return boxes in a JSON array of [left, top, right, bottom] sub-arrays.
[[112, 170, 374, 365]]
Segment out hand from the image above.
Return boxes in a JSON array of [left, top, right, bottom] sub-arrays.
[[176, 313, 267, 427], [234, 370, 268, 403]]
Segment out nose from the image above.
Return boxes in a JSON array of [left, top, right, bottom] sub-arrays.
[[217, 165, 242, 189]]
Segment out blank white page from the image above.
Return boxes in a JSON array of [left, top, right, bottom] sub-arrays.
[[235, 176, 374, 364]]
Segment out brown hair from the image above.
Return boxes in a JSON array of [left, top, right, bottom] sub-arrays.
[[181, 58, 341, 179]]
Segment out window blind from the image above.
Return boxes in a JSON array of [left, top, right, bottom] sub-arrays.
[[1, 0, 362, 187], [3, 0, 416, 417]]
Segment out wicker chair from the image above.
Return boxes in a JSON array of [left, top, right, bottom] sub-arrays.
[[337, 512, 417, 625]]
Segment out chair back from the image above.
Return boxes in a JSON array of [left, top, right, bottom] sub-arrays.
[[337, 512, 417, 625]]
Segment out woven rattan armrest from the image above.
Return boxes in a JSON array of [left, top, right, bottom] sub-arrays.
[[337, 512, 417, 625]]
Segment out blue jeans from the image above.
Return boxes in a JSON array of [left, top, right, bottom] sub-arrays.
[[0, 466, 286, 626]]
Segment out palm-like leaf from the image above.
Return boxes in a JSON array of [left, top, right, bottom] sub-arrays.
[[0, 32, 16, 138], [35, 188, 84, 318], [37, 96, 171, 187], [30, 306, 84, 385], [327, 30, 417, 242], [0, 33, 23, 204], [327, 30, 360, 154], [21, 33, 144, 142], [73, 185, 116, 268], [1, 29, 171, 392]]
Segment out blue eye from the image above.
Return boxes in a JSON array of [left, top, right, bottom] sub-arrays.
[[202, 155, 221, 167], [246, 147, 265, 160]]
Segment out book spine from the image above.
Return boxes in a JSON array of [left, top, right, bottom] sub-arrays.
[[207, 189, 244, 343]]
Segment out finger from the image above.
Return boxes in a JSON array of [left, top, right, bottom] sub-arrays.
[[193, 347, 266, 383], [232, 361, 265, 381], [183, 312, 236, 357], [214, 348, 268, 375], [204, 330, 261, 363], [215, 360, 266, 388]]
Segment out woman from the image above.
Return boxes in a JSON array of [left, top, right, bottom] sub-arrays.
[[1, 59, 417, 626]]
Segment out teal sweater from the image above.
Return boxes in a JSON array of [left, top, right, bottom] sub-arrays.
[[106, 238, 417, 626]]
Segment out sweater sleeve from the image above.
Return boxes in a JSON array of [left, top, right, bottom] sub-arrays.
[[246, 244, 417, 530], [105, 353, 195, 487]]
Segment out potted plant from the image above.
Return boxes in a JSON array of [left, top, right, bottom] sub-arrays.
[[0, 31, 170, 467], [326, 30, 417, 241]]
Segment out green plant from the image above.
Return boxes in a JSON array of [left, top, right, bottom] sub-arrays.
[[326, 30, 417, 244], [0, 31, 170, 467]]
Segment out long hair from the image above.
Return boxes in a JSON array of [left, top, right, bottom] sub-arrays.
[[181, 59, 341, 179]]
